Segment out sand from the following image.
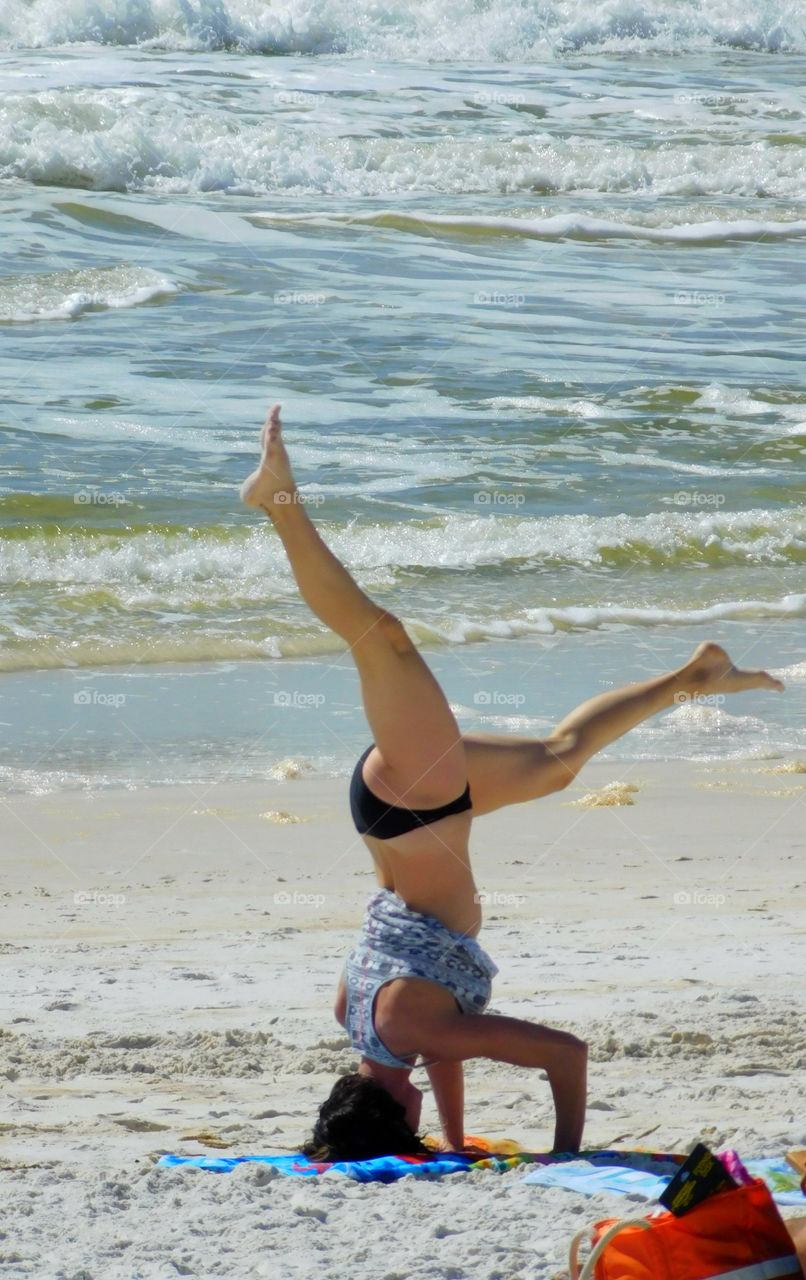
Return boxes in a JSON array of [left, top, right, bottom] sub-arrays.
[[2, 758, 805, 1279]]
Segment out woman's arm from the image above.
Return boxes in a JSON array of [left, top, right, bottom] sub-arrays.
[[334, 970, 347, 1028], [416, 1011, 587, 1154], [425, 1059, 465, 1151]]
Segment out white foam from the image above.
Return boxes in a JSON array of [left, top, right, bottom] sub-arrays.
[[0, 0, 803, 56], [518, 594, 806, 634], [484, 395, 607, 419], [337, 512, 806, 574], [775, 660, 806, 683], [3, 85, 806, 200], [0, 266, 179, 323], [665, 704, 774, 734], [4, 512, 805, 589], [693, 383, 806, 422], [260, 210, 806, 242]]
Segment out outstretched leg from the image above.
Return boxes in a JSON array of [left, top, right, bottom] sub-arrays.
[[241, 406, 465, 807], [464, 645, 784, 815]]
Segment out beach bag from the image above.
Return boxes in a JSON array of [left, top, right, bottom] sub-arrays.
[[568, 1177, 803, 1280]]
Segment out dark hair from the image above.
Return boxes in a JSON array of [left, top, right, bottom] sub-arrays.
[[302, 1073, 430, 1162]]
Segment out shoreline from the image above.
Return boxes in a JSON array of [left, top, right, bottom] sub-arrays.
[[3, 627, 805, 797]]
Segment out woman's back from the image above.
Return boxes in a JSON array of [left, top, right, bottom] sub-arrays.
[[361, 815, 480, 936]]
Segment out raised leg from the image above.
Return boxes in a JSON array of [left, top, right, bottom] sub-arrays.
[[241, 406, 466, 806], [464, 646, 784, 815]]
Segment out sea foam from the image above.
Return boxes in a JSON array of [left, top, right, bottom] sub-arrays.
[[3, 84, 805, 201], [259, 210, 806, 243], [0, 266, 179, 323], [1, 0, 803, 56], [4, 508, 806, 579]]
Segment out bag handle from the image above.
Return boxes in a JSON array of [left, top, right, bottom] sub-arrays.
[[569, 1217, 654, 1280]]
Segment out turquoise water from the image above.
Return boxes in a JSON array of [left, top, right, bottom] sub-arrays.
[[1, 2, 805, 789]]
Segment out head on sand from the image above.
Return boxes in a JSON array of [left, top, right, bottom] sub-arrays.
[[302, 1073, 429, 1162]]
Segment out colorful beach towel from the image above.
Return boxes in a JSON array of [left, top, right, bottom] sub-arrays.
[[157, 1140, 680, 1185], [157, 1137, 532, 1183], [157, 1142, 805, 1205]]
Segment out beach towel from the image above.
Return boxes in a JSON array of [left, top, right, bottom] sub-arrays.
[[157, 1141, 681, 1185], [157, 1136, 532, 1183], [522, 1155, 806, 1208], [157, 1143, 806, 1205]]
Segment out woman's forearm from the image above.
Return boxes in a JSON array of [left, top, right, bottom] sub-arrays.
[[547, 1046, 587, 1153], [426, 1059, 465, 1150]]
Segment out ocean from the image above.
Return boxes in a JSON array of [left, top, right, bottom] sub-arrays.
[[1, 0, 805, 792]]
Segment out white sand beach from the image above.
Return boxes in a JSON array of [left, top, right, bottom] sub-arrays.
[[2, 757, 805, 1278]]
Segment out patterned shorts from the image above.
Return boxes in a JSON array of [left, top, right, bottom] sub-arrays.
[[345, 889, 498, 1069]]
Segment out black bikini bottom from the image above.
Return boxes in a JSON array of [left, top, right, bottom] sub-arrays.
[[349, 745, 472, 840]]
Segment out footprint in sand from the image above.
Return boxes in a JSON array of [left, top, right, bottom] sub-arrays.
[[113, 1117, 170, 1132]]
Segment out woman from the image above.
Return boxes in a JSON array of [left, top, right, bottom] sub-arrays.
[[241, 405, 783, 1160]]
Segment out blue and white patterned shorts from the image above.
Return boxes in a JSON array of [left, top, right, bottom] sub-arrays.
[[345, 889, 498, 1070]]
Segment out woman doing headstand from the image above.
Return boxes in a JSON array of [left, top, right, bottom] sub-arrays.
[[241, 406, 783, 1159]]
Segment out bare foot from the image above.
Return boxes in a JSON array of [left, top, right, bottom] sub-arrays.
[[677, 641, 784, 698], [239, 404, 297, 515]]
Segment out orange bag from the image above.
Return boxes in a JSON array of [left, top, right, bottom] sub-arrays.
[[568, 1178, 803, 1280]]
